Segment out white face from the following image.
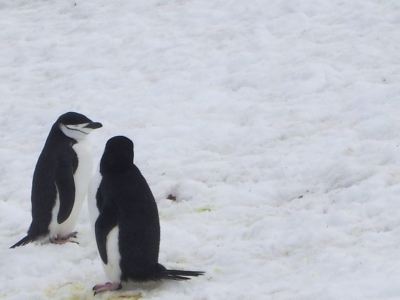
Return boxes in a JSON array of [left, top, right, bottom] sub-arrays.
[[60, 123, 93, 140]]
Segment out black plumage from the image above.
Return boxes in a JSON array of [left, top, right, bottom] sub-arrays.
[[11, 112, 102, 248], [93, 136, 204, 293]]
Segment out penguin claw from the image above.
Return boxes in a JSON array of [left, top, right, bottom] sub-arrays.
[[65, 231, 78, 239], [93, 282, 122, 295], [50, 232, 79, 244]]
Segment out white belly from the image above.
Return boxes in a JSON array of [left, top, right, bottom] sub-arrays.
[[49, 139, 93, 238], [103, 226, 122, 282]]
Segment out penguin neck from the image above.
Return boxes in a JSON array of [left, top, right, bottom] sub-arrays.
[[49, 124, 78, 146], [100, 152, 134, 174], [100, 156, 134, 174], [100, 163, 133, 175]]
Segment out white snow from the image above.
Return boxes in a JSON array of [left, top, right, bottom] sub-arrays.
[[1, 0, 400, 299]]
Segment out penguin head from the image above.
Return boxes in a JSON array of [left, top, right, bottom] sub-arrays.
[[58, 112, 103, 141], [100, 136, 134, 174]]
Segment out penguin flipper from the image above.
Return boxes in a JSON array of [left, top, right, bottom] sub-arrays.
[[55, 166, 76, 224], [95, 204, 119, 264], [10, 235, 36, 249]]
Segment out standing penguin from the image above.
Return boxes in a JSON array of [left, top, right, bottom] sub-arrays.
[[89, 136, 204, 295], [11, 112, 102, 248]]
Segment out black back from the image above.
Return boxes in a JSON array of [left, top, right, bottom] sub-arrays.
[[95, 136, 162, 282]]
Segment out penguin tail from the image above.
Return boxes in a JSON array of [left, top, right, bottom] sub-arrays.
[[163, 269, 205, 281], [10, 235, 36, 249]]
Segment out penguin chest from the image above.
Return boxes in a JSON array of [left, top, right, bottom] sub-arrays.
[[71, 140, 93, 206], [103, 226, 122, 282], [50, 140, 93, 237]]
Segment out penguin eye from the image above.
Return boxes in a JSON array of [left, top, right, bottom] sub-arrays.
[[61, 123, 91, 139]]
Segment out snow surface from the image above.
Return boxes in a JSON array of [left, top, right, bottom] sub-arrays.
[[1, 0, 400, 299]]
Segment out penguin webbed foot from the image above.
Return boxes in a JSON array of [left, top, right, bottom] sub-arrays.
[[93, 282, 122, 295], [50, 231, 79, 245], [67, 231, 78, 239]]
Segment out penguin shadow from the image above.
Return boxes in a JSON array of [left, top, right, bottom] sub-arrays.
[[47, 281, 156, 300], [29, 228, 90, 247], [92, 281, 162, 299]]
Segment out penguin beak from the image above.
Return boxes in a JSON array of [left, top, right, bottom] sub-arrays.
[[85, 122, 103, 129]]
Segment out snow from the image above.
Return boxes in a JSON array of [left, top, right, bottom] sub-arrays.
[[1, 0, 400, 299]]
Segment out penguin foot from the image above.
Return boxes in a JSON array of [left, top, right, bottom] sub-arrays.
[[93, 282, 122, 295], [51, 232, 78, 245]]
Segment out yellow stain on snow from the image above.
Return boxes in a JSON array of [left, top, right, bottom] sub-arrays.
[[107, 294, 142, 300], [46, 282, 90, 300], [45, 282, 144, 300], [196, 206, 212, 213]]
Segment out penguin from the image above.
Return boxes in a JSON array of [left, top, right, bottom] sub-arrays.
[[89, 136, 204, 295], [10, 112, 102, 248]]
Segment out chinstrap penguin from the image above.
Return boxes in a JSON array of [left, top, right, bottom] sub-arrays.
[[90, 136, 204, 295], [11, 112, 102, 248]]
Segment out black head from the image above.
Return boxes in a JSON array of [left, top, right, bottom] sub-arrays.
[[57, 112, 102, 140], [100, 136, 134, 174]]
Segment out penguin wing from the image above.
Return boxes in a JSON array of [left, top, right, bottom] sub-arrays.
[[54, 165, 76, 224], [95, 204, 119, 264]]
